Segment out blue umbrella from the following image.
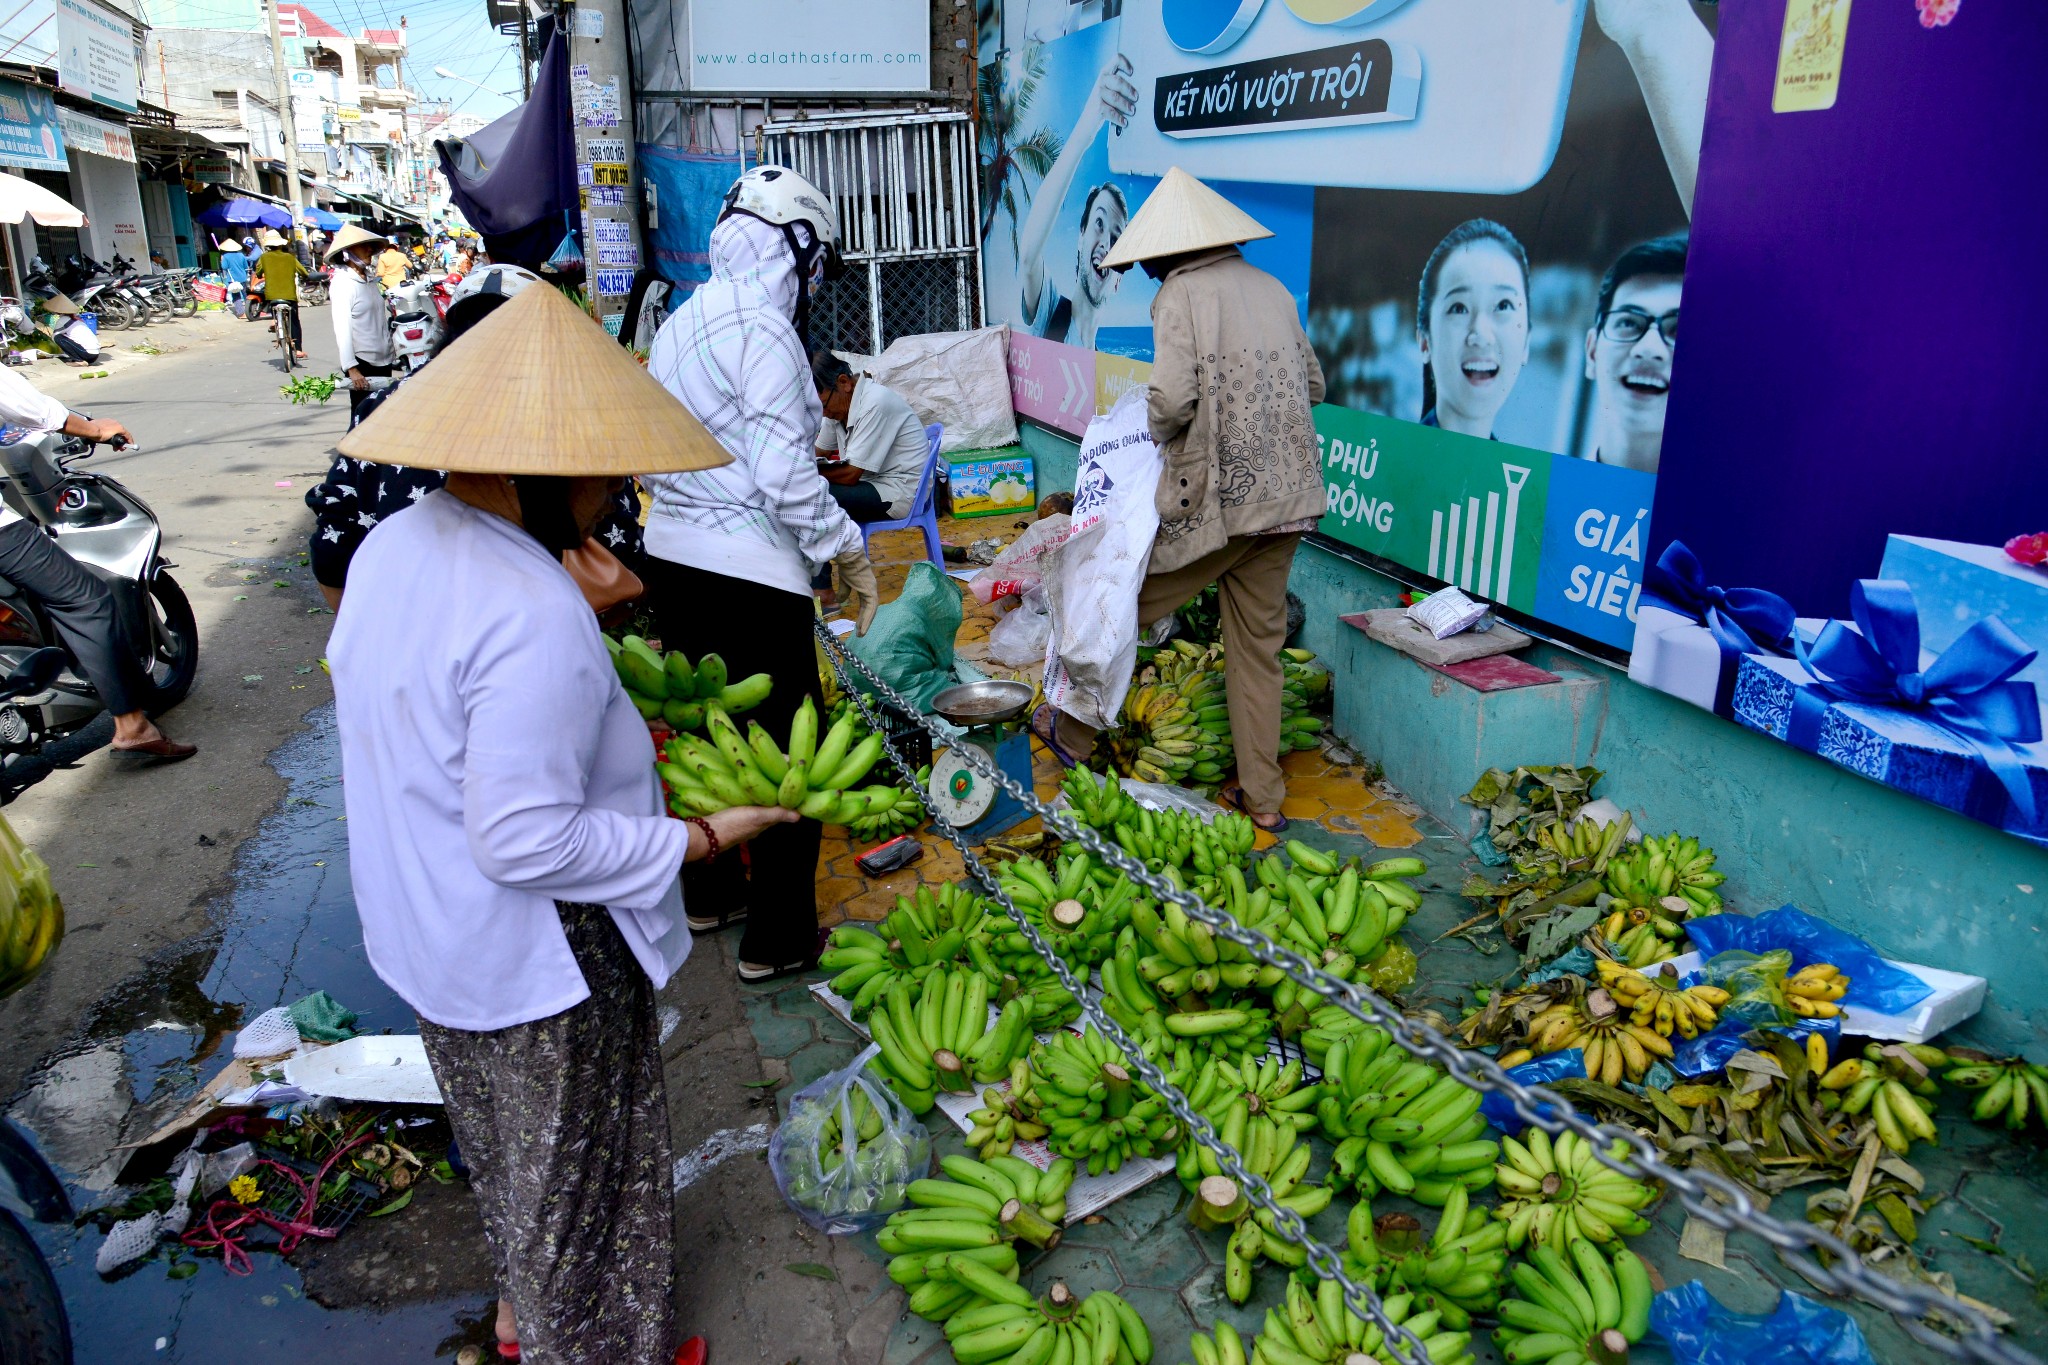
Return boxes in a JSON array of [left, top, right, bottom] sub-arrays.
[[194, 197, 293, 231], [300, 207, 344, 231]]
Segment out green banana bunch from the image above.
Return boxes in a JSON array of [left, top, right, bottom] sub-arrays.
[[1341, 1188, 1511, 1322], [1178, 1071, 1333, 1304], [1261, 847, 1422, 1031], [1492, 1129, 1657, 1251], [1602, 829, 1724, 917], [1099, 800, 1259, 889], [963, 1059, 1055, 1159], [1248, 1276, 1472, 1365], [1491, 1239, 1654, 1365], [1182, 1322, 1251, 1365], [1945, 1053, 2048, 1133], [1297, 1004, 1377, 1070], [658, 697, 892, 819], [1316, 1027, 1496, 1206], [992, 850, 1138, 978], [605, 634, 772, 729], [939, 1281, 1151, 1365], [1528, 812, 1635, 874], [877, 1158, 1074, 1273], [1030, 1027, 1181, 1176], [0, 814, 62, 997], [1059, 765, 1143, 830], [1830, 1042, 1942, 1154], [846, 765, 930, 841], [865, 968, 1020, 1112], [817, 885, 989, 1018]]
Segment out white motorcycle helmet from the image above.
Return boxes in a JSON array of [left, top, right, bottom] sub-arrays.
[[719, 165, 844, 340], [448, 262, 542, 311]]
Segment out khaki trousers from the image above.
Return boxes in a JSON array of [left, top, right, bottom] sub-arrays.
[[1056, 532, 1301, 813]]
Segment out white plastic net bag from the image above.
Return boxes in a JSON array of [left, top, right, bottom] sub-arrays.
[[233, 1006, 301, 1059]]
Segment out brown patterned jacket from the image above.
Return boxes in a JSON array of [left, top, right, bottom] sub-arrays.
[[1144, 246, 1326, 574]]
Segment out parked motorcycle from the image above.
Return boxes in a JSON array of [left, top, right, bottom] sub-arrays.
[[34, 256, 130, 332], [0, 429, 197, 765], [0, 1119, 70, 1364], [387, 273, 449, 373]]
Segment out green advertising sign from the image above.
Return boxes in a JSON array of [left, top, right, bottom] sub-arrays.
[[1313, 405, 1553, 616]]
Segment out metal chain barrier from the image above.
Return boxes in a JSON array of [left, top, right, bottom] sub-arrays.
[[813, 620, 2036, 1365]]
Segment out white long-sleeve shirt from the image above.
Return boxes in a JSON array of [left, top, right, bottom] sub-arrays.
[[642, 214, 861, 596], [330, 490, 691, 1031], [330, 266, 396, 372], [0, 363, 73, 532]]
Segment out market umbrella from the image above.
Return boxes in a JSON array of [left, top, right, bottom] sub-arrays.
[[0, 172, 85, 227], [300, 206, 344, 231], [194, 197, 293, 231]]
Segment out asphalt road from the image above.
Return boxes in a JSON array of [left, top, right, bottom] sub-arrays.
[[0, 306, 349, 1102]]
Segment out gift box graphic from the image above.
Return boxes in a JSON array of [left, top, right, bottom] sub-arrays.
[[1629, 541, 1796, 716], [1731, 579, 2046, 840], [1878, 534, 2048, 690]]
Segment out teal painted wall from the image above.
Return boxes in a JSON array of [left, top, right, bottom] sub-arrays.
[[1019, 421, 1078, 500]]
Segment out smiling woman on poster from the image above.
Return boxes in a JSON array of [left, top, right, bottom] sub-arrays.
[[1017, 52, 1138, 351], [1416, 219, 1531, 440]]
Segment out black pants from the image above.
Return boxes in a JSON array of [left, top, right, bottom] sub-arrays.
[[53, 334, 96, 364], [348, 361, 394, 420], [0, 520, 139, 715], [266, 301, 302, 350], [642, 556, 824, 968]]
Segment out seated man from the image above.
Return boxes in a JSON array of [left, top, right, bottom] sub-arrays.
[[42, 296, 100, 366], [811, 351, 930, 525]]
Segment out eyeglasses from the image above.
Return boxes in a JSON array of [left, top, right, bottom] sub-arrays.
[[1600, 306, 1678, 345]]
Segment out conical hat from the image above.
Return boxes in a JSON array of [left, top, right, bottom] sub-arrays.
[[324, 222, 387, 261], [1099, 167, 1273, 271], [41, 293, 79, 316], [337, 285, 733, 476]]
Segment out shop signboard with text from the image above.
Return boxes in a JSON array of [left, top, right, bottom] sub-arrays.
[[55, 0, 138, 113], [981, 0, 1715, 651], [0, 78, 66, 172], [687, 0, 929, 93]]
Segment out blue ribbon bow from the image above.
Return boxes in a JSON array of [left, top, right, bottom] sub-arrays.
[[1643, 541, 1797, 714], [1789, 579, 2041, 828]]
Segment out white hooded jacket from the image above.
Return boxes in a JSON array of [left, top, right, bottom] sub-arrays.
[[642, 215, 861, 594]]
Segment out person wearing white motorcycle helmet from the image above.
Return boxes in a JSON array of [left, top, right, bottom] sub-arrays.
[[643, 165, 879, 983]]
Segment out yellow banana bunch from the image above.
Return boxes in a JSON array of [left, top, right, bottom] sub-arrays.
[[1595, 907, 1686, 968], [1522, 991, 1675, 1086], [1593, 960, 1731, 1039], [1783, 962, 1849, 1017], [0, 814, 62, 997]]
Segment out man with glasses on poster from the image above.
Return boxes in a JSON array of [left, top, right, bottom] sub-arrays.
[[1583, 233, 1687, 474]]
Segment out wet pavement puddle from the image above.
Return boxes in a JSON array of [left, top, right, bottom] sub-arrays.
[[8, 706, 501, 1361]]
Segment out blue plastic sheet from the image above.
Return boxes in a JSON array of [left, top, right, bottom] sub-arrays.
[[1479, 1050, 1585, 1135], [1651, 1282, 1876, 1365], [1686, 906, 1933, 1013], [1524, 945, 1597, 986], [1670, 1014, 1841, 1077]]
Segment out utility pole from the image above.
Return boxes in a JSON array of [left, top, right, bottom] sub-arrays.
[[265, 0, 305, 216], [567, 0, 643, 329]]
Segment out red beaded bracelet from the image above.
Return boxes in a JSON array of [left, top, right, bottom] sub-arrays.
[[685, 816, 719, 863]]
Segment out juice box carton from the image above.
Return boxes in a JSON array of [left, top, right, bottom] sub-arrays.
[[947, 449, 1035, 519]]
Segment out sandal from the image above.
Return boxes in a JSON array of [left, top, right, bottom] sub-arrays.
[[1221, 786, 1288, 833], [686, 906, 748, 933], [1028, 705, 1085, 770], [736, 925, 828, 983]]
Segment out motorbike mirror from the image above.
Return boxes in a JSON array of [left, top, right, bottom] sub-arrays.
[[0, 647, 66, 702]]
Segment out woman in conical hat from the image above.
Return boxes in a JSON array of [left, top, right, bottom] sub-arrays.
[[328, 285, 790, 1362]]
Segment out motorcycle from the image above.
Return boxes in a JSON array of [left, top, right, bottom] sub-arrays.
[[0, 428, 198, 765], [35, 256, 130, 332], [0, 1119, 70, 1364], [387, 273, 449, 373]]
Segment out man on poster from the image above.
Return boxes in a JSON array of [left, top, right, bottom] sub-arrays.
[[1017, 54, 1138, 351], [1583, 233, 1686, 473]]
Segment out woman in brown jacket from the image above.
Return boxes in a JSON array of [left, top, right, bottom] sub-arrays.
[[1035, 169, 1325, 831]]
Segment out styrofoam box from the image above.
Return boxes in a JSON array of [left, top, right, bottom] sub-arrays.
[[1662, 947, 1986, 1045]]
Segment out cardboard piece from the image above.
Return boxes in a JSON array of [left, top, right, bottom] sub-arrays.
[[283, 1035, 443, 1105], [1344, 608, 1530, 665]]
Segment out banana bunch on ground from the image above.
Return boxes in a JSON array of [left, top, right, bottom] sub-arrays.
[[1059, 764, 1145, 829], [1493, 1130, 1657, 1250], [607, 634, 772, 730], [1592, 960, 1731, 1040], [1183, 1322, 1252, 1365], [1783, 961, 1850, 1018], [1521, 989, 1675, 1086], [962, 1059, 1055, 1159], [1822, 1042, 1942, 1153], [879, 1169, 1078, 1319], [1592, 905, 1687, 968], [1344, 1189, 1510, 1324], [940, 1281, 1152, 1365], [1030, 1027, 1181, 1175], [1098, 923, 1272, 1054], [1316, 1027, 1494, 1205], [0, 814, 61, 997], [1126, 872, 1289, 992], [1182, 1101, 1333, 1302], [1248, 1277, 1473, 1365], [1492, 1239, 1653, 1365], [993, 851, 1138, 978], [659, 697, 893, 819], [1527, 814, 1633, 874], [1183, 1053, 1325, 1147], [1113, 804, 1261, 887], [1602, 830, 1725, 917], [1297, 1004, 1376, 1070], [866, 969, 1036, 1112], [1106, 642, 1327, 784], [819, 885, 989, 1016], [1263, 846, 1423, 1027], [1946, 1054, 2048, 1132]]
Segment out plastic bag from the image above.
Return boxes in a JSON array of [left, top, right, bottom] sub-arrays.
[[847, 561, 963, 712], [1043, 390, 1163, 730], [1651, 1282, 1875, 1365], [1685, 906, 1933, 1013], [1478, 1050, 1587, 1135], [968, 514, 1072, 604], [234, 1005, 303, 1059], [1364, 940, 1417, 995], [1707, 949, 1796, 1026], [986, 588, 1054, 667], [286, 990, 359, 1042], [0, 812, 62, 998], [769, 1043, 930, 1235], [1670, 1013, 1840, 1077]]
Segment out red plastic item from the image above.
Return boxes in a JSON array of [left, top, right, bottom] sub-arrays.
[[675, 1337, 707, 1365]]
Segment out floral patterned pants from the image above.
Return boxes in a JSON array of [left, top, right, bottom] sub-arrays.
[[418, 902, 676, 1364]]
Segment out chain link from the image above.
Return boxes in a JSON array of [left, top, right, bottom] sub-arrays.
[[814, 621, 2037, 1365]]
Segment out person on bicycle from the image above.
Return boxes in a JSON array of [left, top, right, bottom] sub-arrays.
[[254, 230, 309, 360], [0, 367, 194, 765]]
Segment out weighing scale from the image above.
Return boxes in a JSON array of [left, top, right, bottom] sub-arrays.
[[926, 679, 1038, 843]]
